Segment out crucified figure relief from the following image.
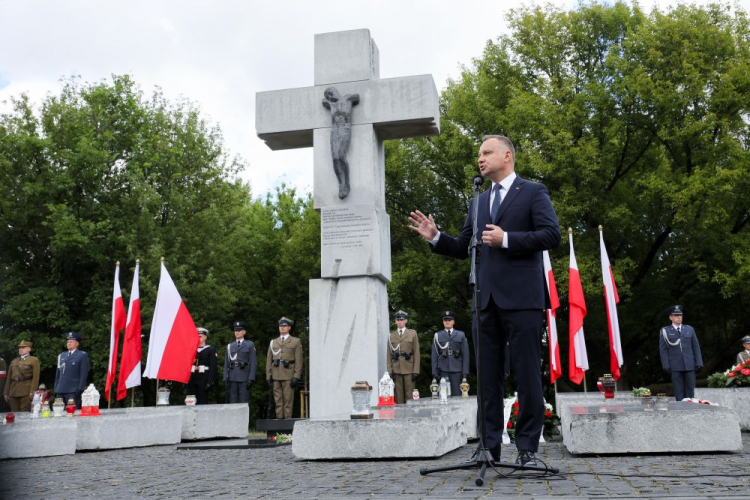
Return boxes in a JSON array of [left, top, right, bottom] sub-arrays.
[[322, 87, 360, 199]]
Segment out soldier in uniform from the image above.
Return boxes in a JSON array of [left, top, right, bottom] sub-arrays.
[[431, 311, 469, 397], [266, 317, 303, 419], [223, 321, 257, 404], [659, 305, 703, 401], [54, 332, 90, 409], [3, 340, 40, 412], [387, 310, 420, 404], [187, 327, 218, 405], [736, 336, 750, 366]]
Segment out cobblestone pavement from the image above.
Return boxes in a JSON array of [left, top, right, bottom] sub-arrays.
[[2, 434, 749, 499]]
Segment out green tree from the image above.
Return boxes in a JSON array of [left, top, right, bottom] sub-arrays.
[[0, 76, 320, 421], [386, 1, 750, 392]]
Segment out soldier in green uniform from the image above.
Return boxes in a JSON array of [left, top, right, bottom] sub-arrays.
[[266, 317, 303, 419], [387, 310, 420, 404], [3, 340, 40, 412]]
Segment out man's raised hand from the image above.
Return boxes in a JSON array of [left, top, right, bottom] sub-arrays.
[[408, 210, 438, 242]]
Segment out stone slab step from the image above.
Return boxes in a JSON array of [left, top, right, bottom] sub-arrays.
[[292, 405, 467, 460]]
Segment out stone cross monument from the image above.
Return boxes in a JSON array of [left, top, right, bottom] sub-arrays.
[[256, 29, 440, 417]]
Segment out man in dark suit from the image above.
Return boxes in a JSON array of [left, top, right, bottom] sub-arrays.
[[223, 321, 257, 404], [409, 135, 560, 466], [54, 332, 90, 409], [431, 311, 469, 397], [659, 305, 703, 401]]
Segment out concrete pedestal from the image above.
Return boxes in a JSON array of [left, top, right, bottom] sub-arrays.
[[407, 396, 478, 440], [0, 415, 77, 459], [292, 406, 467, 459], [179, 404, 249, 440], [561, 401, 742, 454], [695, 388, 750, 431], [77, 408, 183, 450]]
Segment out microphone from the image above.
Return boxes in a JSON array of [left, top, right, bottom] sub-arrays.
[[472, 176, 483, 188]]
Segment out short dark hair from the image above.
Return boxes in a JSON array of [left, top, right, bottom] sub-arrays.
[[482, 135, 515, 162]]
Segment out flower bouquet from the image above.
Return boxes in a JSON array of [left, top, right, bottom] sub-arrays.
[[722, 361, 750, 387], [505, 399, 561, 442]]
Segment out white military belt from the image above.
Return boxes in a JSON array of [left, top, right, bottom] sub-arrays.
[[191, 365, 209, 373]]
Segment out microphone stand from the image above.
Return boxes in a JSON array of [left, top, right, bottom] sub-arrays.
[[419, 176, 557, 486]]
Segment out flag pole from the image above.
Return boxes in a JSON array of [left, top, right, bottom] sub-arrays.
[[583, 372, 588, 393], [131, 387, 135, 408]]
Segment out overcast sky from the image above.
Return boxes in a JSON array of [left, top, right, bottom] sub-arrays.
[[1, 0, 744, 197]]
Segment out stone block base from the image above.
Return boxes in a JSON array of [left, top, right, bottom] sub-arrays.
[[0, 415, 77, 459], [406, 396, 478, 439], [292, 406, 467, 459], [180, 404, 249, 440], [561, 401, 742, 454], [78, 408, 183, 450], [695, 388, 750, 431]]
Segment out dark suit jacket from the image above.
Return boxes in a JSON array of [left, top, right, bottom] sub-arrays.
[[432, 175, 561, 310]]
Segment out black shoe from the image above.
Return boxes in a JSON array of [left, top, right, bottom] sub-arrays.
[[515, 450, 538, 467]]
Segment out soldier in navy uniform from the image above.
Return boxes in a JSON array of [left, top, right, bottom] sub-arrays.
[[431, 311, 470, 397], [223, 321, 257, 404], [187, 327, 218, 405], [54, 332, 90, 409], [659, 305, 703, 401]]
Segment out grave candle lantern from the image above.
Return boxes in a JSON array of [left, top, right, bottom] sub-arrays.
[[377, 372, 395, 407], [350, 380, 373, 419]]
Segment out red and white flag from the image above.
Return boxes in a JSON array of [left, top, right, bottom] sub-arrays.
[[106, 264, 127, 401], [543, 251, 562, 384], [117, 261, 142, 400], [142, 261, 199, 383], [568, 231, 589, 385], [600, 228, 623, 380]]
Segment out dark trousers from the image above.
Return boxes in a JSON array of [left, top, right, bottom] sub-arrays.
[[57, 392, 82, 409], [229, 381, 249, 403], [187, 375, 210, 405], [671, 370, 696, 401], [476, 306, 544, 457]]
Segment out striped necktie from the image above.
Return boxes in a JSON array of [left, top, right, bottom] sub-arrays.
[[491, 184, 502, 221]]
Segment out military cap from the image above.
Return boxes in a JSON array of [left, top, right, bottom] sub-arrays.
[[232, 321, 246, 331], [278, 317, 294, 327], [17, 340, 33, 348], [442, 311, 455, 320], [667, 305, 683, 316], [197, 327, 209, 336], [66, 331, 82, 342], [742, 336, 750, 344], [394, 310, 408, 320]]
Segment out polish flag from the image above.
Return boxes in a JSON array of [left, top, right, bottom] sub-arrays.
[[106, 263, 127, 401], [600, 228, 623, 380], [568, 231, 589, 385], [117, 261, 142, 400], [543, 251, 562, 384], [142, 261, 199, 383]]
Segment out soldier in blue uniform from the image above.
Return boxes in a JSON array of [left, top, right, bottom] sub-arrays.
[[223, 321, 257, 404], [187, 327, 218, 405], [659, 305, 703, 401], [431, 311, 470, 396], [54, 332, 90, 409]]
